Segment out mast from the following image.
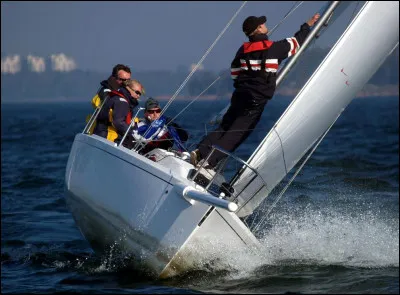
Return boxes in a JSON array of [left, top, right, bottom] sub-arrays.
[[275, 1, 341, 87]]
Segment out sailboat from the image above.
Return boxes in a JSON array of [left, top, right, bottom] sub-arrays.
[[64, 1, 399, 278]]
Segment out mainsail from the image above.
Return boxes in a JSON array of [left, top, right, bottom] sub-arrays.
[[232, 1, 399, 217]]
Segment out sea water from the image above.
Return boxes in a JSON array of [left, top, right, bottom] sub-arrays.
[[1, 95, 398, 293]]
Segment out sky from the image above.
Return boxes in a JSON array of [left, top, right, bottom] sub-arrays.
[[1, 1, 361, 73]]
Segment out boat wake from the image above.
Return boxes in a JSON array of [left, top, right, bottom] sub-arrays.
[[176, 201, 399, 279]]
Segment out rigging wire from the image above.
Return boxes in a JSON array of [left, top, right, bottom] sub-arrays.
[[166, 76, 221, 126], [250, 111, 344, 233], [166, 1, 305, 127], [229, 1, 344, 209], [246, 2, 363, 228], [160, 2, 247, 115], [157, 1, 307, 152], [268, 1, 304, 36], [347, 1, 361, 30], [134, 1, 313, 152], [137, 1, 247, 146]]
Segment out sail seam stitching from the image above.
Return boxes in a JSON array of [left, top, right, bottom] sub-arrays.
[[273, 128, 288, 174]]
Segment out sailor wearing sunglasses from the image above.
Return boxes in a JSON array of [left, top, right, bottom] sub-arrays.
[[133, 97, 188, 155]]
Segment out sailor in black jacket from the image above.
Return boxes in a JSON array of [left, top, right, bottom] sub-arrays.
[[191, 12, 320, 170], [93, 64, 132, 138], [94, 79, 143, 149]]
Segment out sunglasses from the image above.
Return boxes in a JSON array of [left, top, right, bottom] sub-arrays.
[[117, 77, 129, 82], [147, 109, 161, 114], [126, 86, 142, 97]]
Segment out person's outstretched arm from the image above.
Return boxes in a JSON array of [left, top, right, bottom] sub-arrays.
[[269, 12, 321, 60]]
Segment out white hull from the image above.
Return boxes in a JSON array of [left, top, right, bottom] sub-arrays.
[[64, 133, 260, 277]]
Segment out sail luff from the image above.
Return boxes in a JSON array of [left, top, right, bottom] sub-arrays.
[[233, 1, 399, 217]]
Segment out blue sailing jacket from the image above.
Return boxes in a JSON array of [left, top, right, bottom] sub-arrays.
[[137, 115, 186, 151]]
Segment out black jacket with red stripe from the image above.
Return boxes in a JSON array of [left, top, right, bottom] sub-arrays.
[[95, 87, 138, 140], [230, 23, 311, 99]]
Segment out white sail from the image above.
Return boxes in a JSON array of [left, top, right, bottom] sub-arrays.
[[233, 1, 399, 217]]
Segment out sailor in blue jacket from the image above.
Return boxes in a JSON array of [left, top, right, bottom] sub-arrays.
[[134, 98, 188, 154]]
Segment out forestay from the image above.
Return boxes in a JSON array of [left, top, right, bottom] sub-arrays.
[[233, 1, 399, 217]]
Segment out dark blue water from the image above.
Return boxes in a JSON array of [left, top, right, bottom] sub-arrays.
[[1, 95, 399, 294]]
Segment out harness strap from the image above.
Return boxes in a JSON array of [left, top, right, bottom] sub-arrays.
[[109, 90, 132, 124], [110, 90, 127, 100]]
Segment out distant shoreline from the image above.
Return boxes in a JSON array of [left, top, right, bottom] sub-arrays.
[[1, 84, 398, 103]]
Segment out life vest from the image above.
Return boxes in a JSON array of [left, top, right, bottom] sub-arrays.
[[85, 88, 111, 134], [105, 90, 133, 142], [108, 90, 132, 124], [88, 89, 133, 142]]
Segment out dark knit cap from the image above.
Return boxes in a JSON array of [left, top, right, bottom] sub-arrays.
[[242, 15, 267, 36]]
